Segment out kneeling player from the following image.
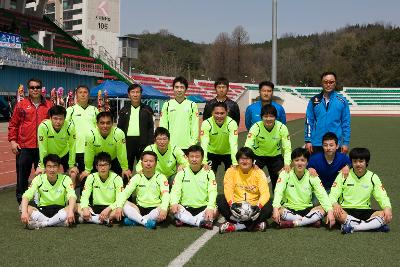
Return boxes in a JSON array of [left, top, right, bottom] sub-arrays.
[[77, 152, 123, 225], [329, 147, 392, 234], [20, 154, 76, 229], [272, 148, 335, 228], [170, 145, 217, 229], [114, 151, 170, 229], [217, 147, 273, 233]]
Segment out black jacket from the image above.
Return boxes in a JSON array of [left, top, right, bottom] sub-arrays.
[[202, 98, 241, 126], [117, 103, 154, 146]]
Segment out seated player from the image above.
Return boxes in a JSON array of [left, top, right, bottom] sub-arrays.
[[77, 152, 123, 226], [136, 127, 188, 185], [217, 147, 273, 233], [329, 147, 392, 234], [20, 154, 76, 229], [272, 148, 335, 228], [114, 151, 170, 229], [170, 145, 218, 229], [200, 102, 238, 174], [36, 105, 78, 184]]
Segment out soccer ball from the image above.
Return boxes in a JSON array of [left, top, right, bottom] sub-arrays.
[[237, 201, 253, 221]]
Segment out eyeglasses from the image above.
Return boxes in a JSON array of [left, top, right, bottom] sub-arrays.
[[322, 80, 336, 85], [29, 86, 41, 90], [97, 163, 110, 167]]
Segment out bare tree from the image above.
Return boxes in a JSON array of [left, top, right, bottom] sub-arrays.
[[207, 32, 231, 79], [231, 25, 250, 81]]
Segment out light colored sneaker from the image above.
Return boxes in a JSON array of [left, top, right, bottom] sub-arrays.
[[219, 222, 236, 234], [26, 220, 43, 230]]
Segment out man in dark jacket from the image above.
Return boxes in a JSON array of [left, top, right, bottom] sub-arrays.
[[117, 83, 154, 172], [202, 77, 240, 126]]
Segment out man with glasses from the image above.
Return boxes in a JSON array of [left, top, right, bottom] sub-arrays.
[[8, 78, 52, 206], [304, 72, 350, 154]]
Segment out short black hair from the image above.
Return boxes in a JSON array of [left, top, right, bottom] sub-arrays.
[[186, 145, 204, 157], [260, 104, 277, 118], [349, 147, 370, 164], [322, 132, 338, 145], [291, 147, 310, 160], [214, 77, 229, 89], [48, 105, 67, 118], [96, 111, 113, 122], [172, 76, 188, 90], [212, 101, 227, 112], [127, 83, 143, 94], [140, 150, 158, 161], [27, 78, 42, 87], [320, 71, 337, 80], [94, 152, 112, 166], [154, 127, 170, 140], [75, 85, 89, 93], [258, 80, 274, 91], [44, 154, 61, 166], [236, 147, 255, 162]]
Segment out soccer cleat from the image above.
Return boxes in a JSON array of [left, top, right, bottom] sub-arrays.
[[219, 222, 236, 234], [26, 220, 43, 230], [341, 223, 354, 234], [199, 220, 213, 230], [174, 219, 184, 227], [253, 222, 267, 232], [123, 217, 138, 226], [376, 224, 390, 233], [144, 219, 157, 229], [279, 220, 295, 229]]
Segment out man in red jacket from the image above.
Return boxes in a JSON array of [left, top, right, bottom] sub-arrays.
[[8, 78, 52, 205]]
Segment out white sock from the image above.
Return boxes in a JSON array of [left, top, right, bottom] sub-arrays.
[[88, 214, 102, 224], [295, 210, 324, 226], [281, 209, 303, 221], [193, 210, 207, 226], [31, 210, 49, 222], [123, 203, 145, 225], [44, 209, 67, 226], [142, 208, 160, 224], [234, 222, 246, 231], [344, 215, 362, 226], [353, 216, 384, 232], [175, 207, 198, 226]]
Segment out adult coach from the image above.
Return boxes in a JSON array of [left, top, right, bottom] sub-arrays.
[[304, 71, 350, 154], [159, 76, 199, 153], [8, 78, 52, 205], [245, 80, 286, 130], [117, 83, 154, 172], [202, 77, 240, 126]]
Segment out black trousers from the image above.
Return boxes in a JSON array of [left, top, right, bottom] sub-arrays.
[[75, 153, 85, 173], [216, 194, 272, 231], [208, 153, 232, 174], [126, 136, 145, 172], [16, 148, 39, 203], [254, 154, 284, 190]]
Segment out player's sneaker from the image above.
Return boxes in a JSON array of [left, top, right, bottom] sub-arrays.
[[144, 219, 157, 229], [219, 222, 236, 234], [26, 220, 43, 230], [123, 217, 138, 226], [253, 222, 267, 232], [174, 219, 184, 227], [376, 224, 390, 233], [199, 220, 213, 230], [341, 223, 354, 234], [279, 220, 295, 229]]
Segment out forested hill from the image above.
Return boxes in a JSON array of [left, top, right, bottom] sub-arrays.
[[130, 24, 400, 87]]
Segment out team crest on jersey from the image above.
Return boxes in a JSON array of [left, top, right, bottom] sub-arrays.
[[122, 138, 126, 144], [277, 178, 282, 183], [332, 182, 337, 187], [39, 136, 43, 141], [312, 97, 321, 104], [234, 130, 238, 135], [195, 112, 199, 117], [247, 133, 252, 138], [212, 180, 217, 185], [70, 183, 74, 188], [381, 184, 386, 191], [200, 130, 204, 136], [164, 181, 169, 186]]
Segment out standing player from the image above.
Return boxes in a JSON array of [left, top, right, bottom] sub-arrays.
[[170, 145, 217, 229], [77, 152, 123, 225], [114, 151, 170, 229], [244, 104, 292, 189], [135, 127, 188, 185], [245, 80, 286, 130], [36, 105, 78, 183], [117, 83, 154, 172], [329, 148, 392, 234], [66, 85, 98, 175], [8, 78, 52, 204], [159, 76, 199, 154], [304, 71, 350, 154], [20, 154, 76, 229], [202, 77, 241, 126], [272, 148, 335, 228], [200, 102, 238, 174], [81, 111, 131, 181]]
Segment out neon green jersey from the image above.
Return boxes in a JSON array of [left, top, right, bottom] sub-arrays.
[[200, 116, 238, 165], [273, 169, 332, 212], [37, 119, 76, 169], [84, 126, 128, 172], [66, 104, 98, 154], [116, 171, 170, 211], [80, 171, 124, 210], [329, 169, 391, 209], [244, 120, 292, 165], [170, 166, 217, 209], [136, 144, 188, 178], [159, 99, 199, 149], [22, 173, 76, 207]]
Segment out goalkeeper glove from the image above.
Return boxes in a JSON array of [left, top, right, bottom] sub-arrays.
[[230, 202, 242, 218], [250, 206, 261, 221]]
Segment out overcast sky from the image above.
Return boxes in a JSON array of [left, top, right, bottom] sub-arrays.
[[120, 0, 400, 43]]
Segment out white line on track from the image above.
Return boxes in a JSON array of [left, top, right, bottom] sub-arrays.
[[167, 227, 219, 267]]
